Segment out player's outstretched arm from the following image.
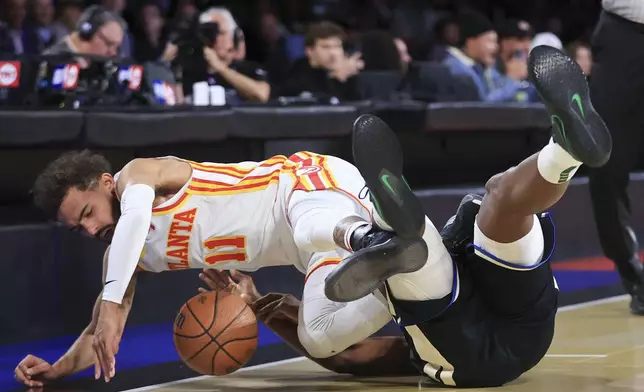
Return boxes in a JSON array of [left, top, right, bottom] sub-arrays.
[[252, 293, 418, 376], [94, 159, 160, 381], [199, 270, 418, 377], [14, 248, 138, 387]]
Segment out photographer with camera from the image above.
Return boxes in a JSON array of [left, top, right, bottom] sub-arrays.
[[177, 7, 269, 105]]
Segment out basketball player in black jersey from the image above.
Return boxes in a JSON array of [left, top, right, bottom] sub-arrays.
[[199, 45, 612, 388], [322, 45, 612, 387]]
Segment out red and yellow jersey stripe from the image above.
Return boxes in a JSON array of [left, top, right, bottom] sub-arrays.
[[150, 152, 339, 216], [288, 151, 339, 192], [304, 257, 342, 283]]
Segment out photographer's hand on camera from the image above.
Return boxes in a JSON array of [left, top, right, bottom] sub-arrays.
[[203, 47, 224, 73]]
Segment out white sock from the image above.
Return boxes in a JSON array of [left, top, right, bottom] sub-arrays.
[[537, 138, 582, 184], [387, 217, 454, 301]]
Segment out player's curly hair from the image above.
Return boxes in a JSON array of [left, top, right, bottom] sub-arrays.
[[32, 150, 112, 219]]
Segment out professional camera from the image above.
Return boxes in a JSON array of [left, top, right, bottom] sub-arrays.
[[167, 16, 219, 76]]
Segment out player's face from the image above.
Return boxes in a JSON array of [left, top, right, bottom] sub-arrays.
[[58, 174, 118, 242]]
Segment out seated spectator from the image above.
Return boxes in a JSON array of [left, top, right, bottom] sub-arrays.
[[496, 19, 533, 76], [43, 5, 125, 67], [256, 11, 291, 84], [429, 17, 459, 62], [567, 41, 592, 78], [49, 0, 84, 44], [360, 30, 402, 72], [442, 10, 536, 103], [179, 7, 269, 104], [1, 0, 44, 54], [25, 0, 55, 51], [132, 1, 177, 64], [269, 21, 363, 102]]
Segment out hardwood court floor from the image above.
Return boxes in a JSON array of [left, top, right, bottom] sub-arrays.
[[130, 296, 644, 392]]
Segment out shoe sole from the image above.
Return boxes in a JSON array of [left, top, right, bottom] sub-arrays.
[[352, 114, 425, 238], [528, 45, 611, 168], [325, 236, 429, 302]]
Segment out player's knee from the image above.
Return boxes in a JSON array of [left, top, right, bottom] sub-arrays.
[[297, 323, 337, 358], [483, 171, 508, 204]]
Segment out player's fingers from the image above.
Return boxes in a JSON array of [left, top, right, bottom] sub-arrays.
[[17, 363, 32, 378], [202, 268, 221, 281], [199, 272, 225, 291], [253, 293, 283, 309], [275, 301, 299, 323], [255, 300, 280, 319], [94, 358, 101, 380], [198, 287, 207, 293], [211, 270, 231, 289], [230, 269, 248, 281], [30, 362, 51, 375], [95, 343, 111, 382], [101, 347, 115, 382], [14, 367, 30, 384]]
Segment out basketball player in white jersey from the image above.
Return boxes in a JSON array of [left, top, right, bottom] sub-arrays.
[[14, 128, 427, 384]]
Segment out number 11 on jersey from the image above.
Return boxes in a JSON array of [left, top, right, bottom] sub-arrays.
[[203, 235, 248, 265]]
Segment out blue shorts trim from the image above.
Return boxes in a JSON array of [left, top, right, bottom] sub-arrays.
[[467, 212, 556, 271]]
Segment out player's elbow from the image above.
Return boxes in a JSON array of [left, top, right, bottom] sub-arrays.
[[297, 323, 337, 359]]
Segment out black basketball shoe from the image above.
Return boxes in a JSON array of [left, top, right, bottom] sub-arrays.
[[325, 229, 429, 302], [528, 45, 612, 169], [324, 114, 428, 303], [441, 193, 483, 256]]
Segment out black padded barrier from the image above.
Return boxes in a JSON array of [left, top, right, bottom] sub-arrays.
[[85, 108, 233, 147], [426, 102, 551, 131], [230, 105, 359, 138], [0, 110, 83, 146]]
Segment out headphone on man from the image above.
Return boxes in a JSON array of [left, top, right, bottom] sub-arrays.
[[75, 5, 115, 41]]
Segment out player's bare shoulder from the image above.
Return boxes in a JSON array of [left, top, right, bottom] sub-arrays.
[[115, 157, 192, 200]]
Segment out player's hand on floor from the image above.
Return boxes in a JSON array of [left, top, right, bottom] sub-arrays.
[[14, 354, 57, 387], [253, 293, 300, 324], [93, 301, 122, 383], [199, 269, 261, 305]]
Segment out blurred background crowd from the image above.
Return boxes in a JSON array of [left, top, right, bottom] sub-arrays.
[[0, 0, 598, 107]]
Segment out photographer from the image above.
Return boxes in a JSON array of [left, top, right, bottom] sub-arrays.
[[178, 7, 269, 104], [43, 5, 124, 67]]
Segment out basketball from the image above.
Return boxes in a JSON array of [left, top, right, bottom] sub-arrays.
[[173, 291, 258, 376]]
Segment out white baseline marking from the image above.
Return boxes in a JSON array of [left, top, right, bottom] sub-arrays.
[[544, 354, 607, 358]]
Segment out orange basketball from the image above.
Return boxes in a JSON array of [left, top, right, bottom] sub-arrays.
[[173, 291, 258, 376]]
